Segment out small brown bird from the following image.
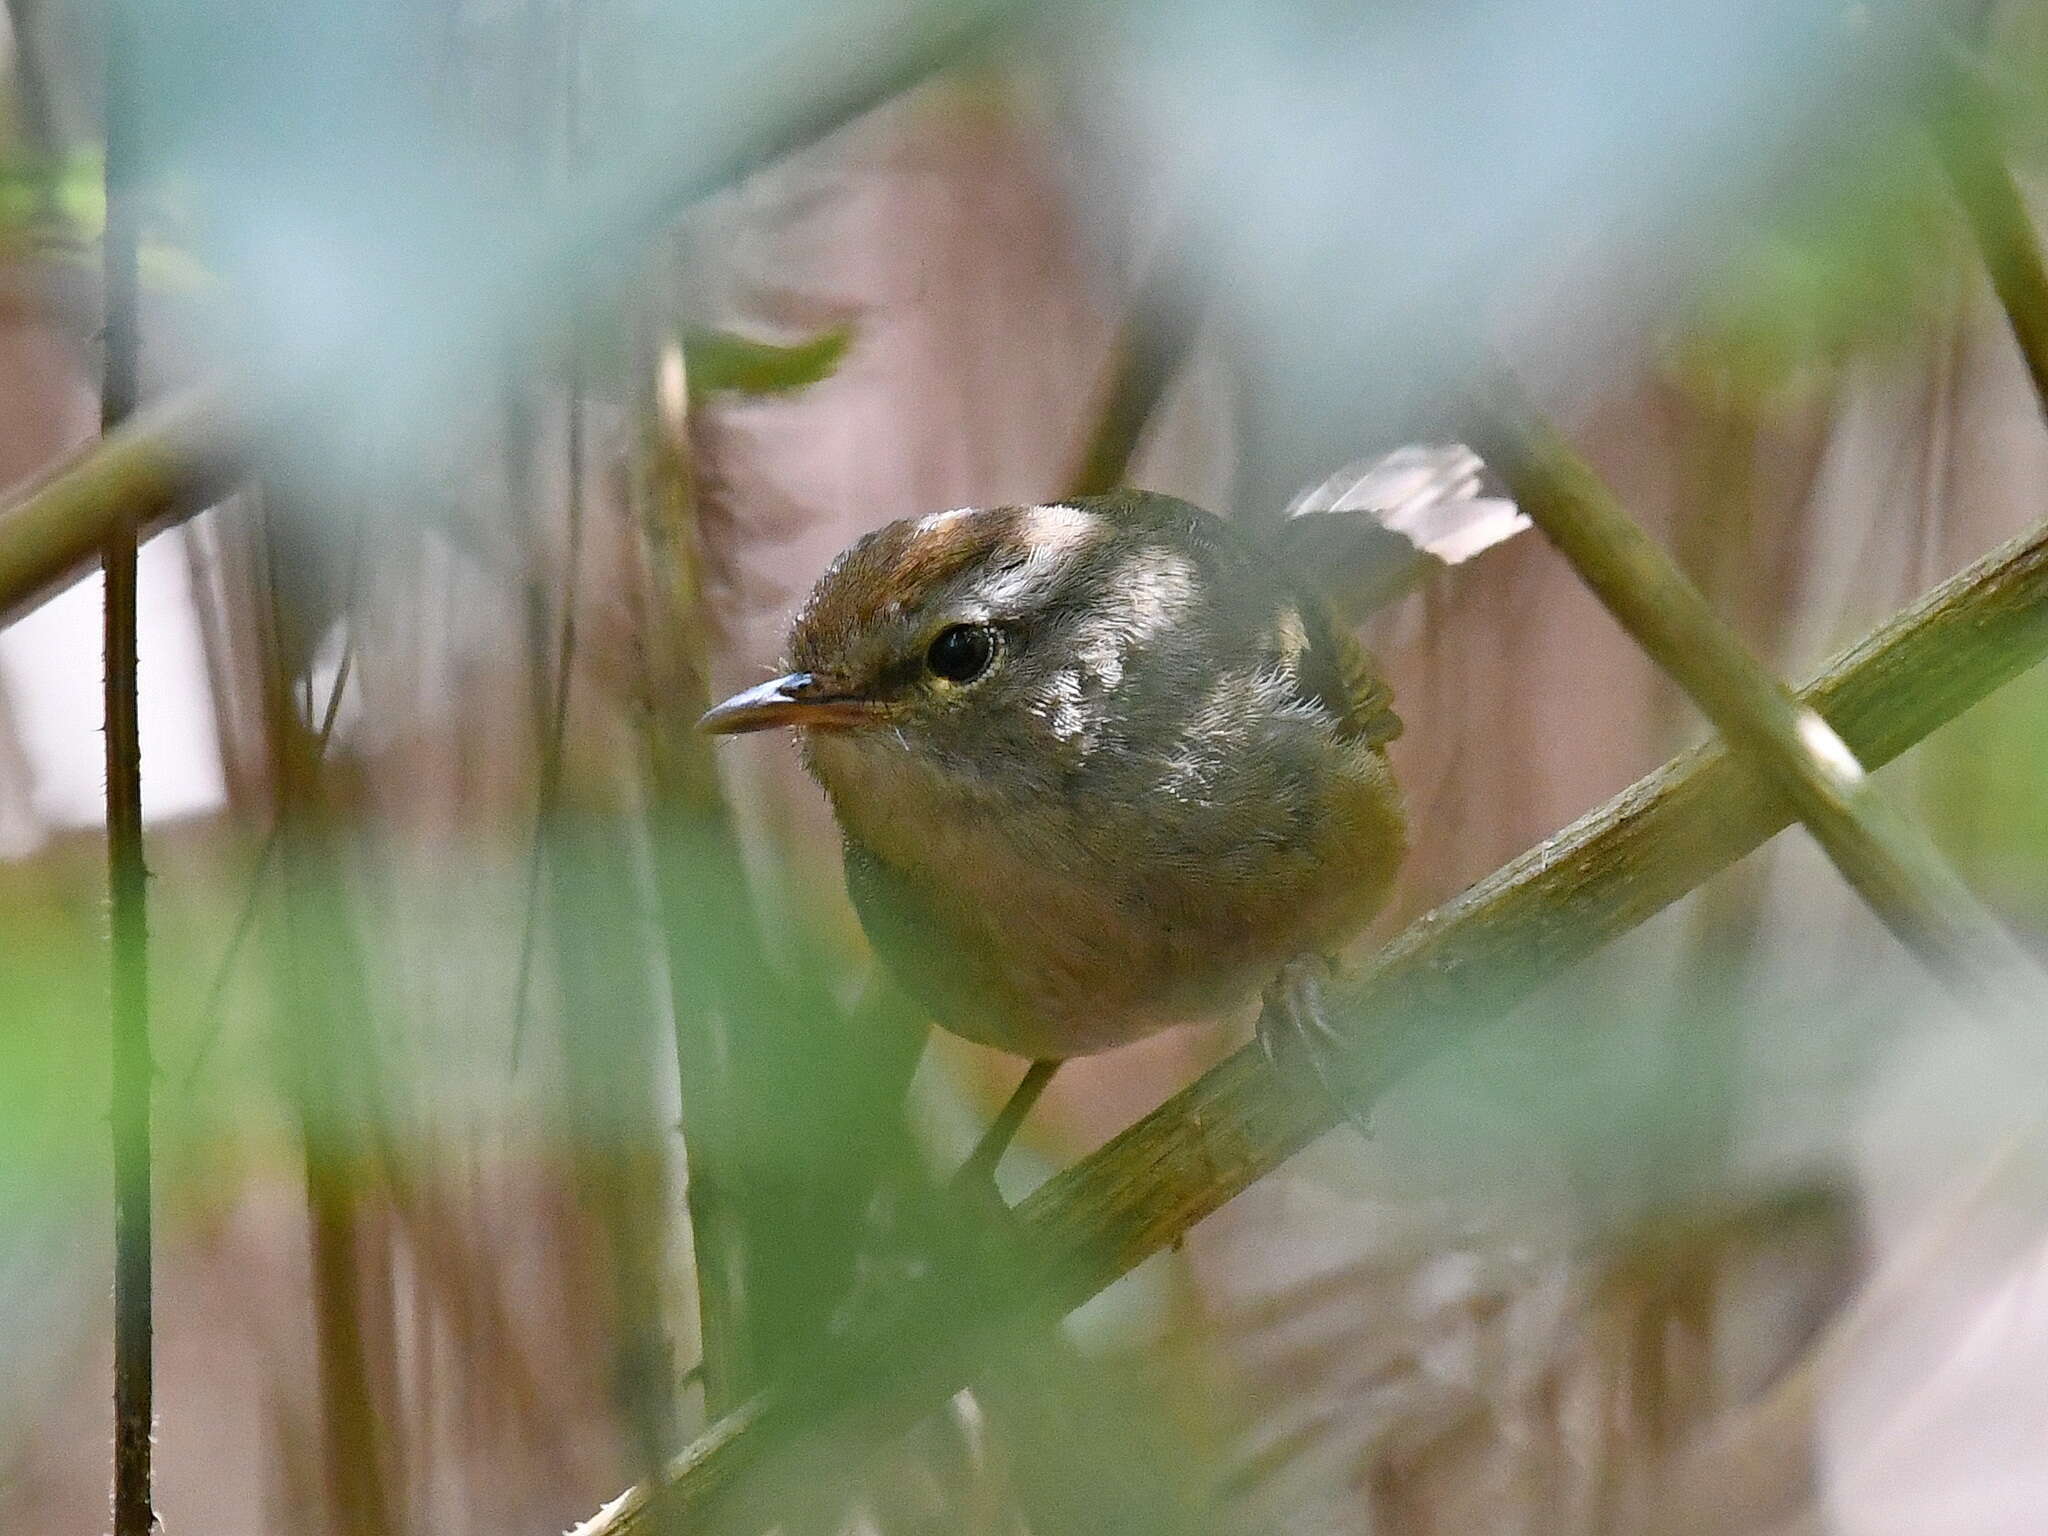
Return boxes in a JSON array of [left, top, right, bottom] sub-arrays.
[[702, 446, 1524, 1164]]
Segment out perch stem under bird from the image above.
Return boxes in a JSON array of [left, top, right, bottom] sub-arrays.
[[701, 443, 1527, 1185]]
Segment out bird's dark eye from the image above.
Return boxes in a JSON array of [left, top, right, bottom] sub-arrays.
[[925, 623, 997, 684]]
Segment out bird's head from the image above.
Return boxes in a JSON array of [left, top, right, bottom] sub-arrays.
[[699, 497, 1236, 839]]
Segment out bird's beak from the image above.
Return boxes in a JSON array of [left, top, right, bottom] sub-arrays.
[[697, 672, 883, 735]]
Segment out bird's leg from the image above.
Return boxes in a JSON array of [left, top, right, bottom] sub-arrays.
[[1257, 954, 1374, 1136], [954, 1058, 1061, 1191]]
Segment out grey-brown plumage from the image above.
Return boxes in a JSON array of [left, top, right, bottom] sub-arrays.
[[701, 448, 1522, 1063]]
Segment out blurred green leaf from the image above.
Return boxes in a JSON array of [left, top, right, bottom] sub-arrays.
[[684, 324, 854, 398], [0, 896, 106, 1206], [561, 318, 853, 408], [0, 148, 105, 232], [0, 147, 215, 292]]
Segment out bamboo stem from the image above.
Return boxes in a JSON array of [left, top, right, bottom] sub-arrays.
[[0, 386, 239, 626], [567, 505, 2048, 1536]]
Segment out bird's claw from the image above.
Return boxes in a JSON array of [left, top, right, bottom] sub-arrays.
[[1257, 955, 1374, 1137]]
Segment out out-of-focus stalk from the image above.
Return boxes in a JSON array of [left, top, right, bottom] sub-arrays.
[[506, 348, 682, 1488], [0, 386, 240, 626], [256, 499, 399, 1536], [1066, 239, 1201, 496], [632, 331, 757, 1415]]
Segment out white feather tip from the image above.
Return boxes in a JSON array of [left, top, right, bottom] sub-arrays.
[[1287, 443, 1530, 566]]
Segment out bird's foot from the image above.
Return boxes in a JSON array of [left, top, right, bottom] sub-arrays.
[[1257, 954, 1374, 1137]]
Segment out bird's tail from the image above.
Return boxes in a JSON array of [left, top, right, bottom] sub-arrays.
[[1278, 443, 1529, 624]]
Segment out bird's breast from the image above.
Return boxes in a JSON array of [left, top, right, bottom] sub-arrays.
[[828, 732, 1405, 1059]]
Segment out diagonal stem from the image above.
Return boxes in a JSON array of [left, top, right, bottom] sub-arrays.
[[0, 387, 242, 627], [1464, 391, 2046, 1032]]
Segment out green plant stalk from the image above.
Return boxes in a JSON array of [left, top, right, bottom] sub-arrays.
[[567, 504, 2048, 1535], [1066, 247, 1200, 497], [254, 493, 399, 1536], [632, 351, 759, 1416], [1466, 397, 2046, 1030]]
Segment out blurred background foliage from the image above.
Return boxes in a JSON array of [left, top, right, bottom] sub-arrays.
[[7, 1, 2048, 1533]]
